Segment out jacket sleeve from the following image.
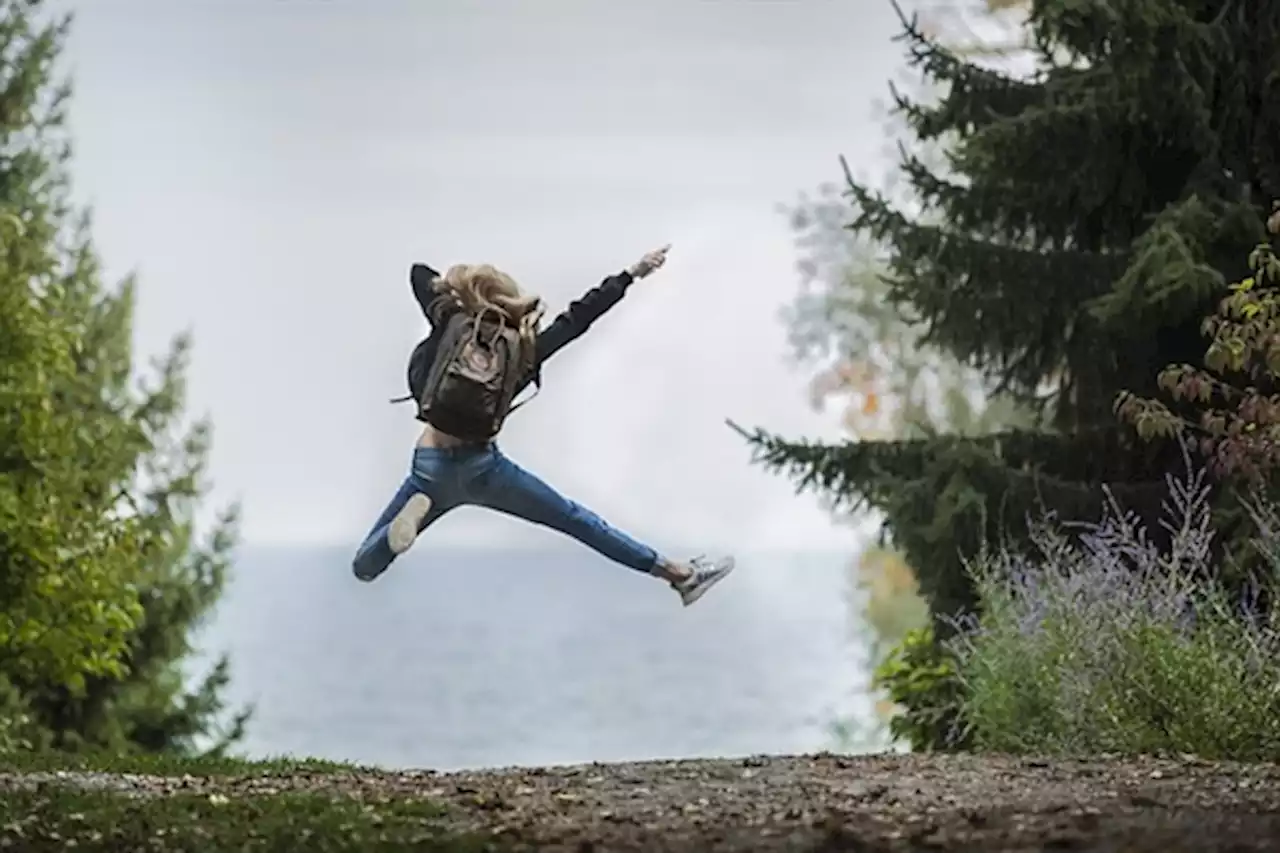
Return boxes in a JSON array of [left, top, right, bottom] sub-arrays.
[[535, 270, 634, 364], [410, 262, 458, 327]]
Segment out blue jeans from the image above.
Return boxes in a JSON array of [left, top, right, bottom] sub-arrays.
[[352, 444, 660, 581]]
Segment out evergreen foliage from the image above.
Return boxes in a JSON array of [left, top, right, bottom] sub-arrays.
[[0, 0, 246, 753], [741, 0, 1280, 624]]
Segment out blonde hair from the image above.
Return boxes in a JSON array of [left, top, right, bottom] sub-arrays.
[[433, 263, 545, 354]]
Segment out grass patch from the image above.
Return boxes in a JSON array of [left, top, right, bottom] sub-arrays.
[[0, 752, 494, 851], [0, 786, 489, 853], [0, 750, 358, 778]]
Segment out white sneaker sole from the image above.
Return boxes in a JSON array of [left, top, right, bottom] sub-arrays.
[[680, 557, 736, 607], [387, 493, 432, 555]]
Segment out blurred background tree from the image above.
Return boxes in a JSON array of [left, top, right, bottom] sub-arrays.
[[781, 0, 1032, 747]]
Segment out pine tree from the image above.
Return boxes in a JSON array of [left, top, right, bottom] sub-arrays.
[[0, 0, 246, 752], [740, 0, 1280, 625]]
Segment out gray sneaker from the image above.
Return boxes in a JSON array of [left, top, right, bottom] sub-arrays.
[[387, 493, 433, 555], [672, 555, 735, 607]]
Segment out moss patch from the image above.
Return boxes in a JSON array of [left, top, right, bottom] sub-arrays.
[[0, 750, 356, 777], [0, 785, 487, 853]]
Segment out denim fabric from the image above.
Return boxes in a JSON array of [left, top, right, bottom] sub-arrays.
[[352, 444, 660, 581]]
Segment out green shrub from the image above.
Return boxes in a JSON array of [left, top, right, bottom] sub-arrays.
[[951, 466, 1280, 759], [0, 676, 34, 755], [873, 625, 970, 751]]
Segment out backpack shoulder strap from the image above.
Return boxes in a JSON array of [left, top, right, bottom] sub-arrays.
[[507, 361, 542, 414], [508, 375, 540, 414]]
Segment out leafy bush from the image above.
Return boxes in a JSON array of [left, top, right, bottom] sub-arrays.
[[0, 677, 33, 755], [1116, 203, 1280, 480], [949, 458, 1280, 759], [873, 625, 971, 751]]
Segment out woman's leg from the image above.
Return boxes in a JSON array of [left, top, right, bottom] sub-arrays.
[[468, 451, 734, 603], [464, 453, 662, 573], [463, 450, 737, 599], [351, 476, 450, 582]]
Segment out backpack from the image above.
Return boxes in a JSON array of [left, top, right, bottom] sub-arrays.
[[394, 308, 539, 442]]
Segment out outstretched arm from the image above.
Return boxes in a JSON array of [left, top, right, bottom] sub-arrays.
[[534, 271, 633, 363], [410, 262, 458, 327], [535, 245, 670, 364]]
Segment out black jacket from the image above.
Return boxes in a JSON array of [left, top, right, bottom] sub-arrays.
[[407, 262, 635, 416]]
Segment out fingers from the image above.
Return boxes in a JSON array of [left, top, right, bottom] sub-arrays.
[[629, 244, 671, 279]]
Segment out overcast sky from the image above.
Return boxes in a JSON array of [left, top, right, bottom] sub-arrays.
[[55, 1, 912, 554]]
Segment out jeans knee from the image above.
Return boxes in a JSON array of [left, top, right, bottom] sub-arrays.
[[563, 500, 598, 532], [563, 501, 630, 547]]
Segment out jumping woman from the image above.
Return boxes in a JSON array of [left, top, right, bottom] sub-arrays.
[[352, 245, 735, 606]]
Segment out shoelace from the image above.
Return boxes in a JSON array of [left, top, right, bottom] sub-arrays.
[[685, 555, 714, 582]]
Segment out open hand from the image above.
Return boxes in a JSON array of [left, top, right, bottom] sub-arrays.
[[628, 244, 671, 279]]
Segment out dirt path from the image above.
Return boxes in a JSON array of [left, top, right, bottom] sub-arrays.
[[5, 752, 1280, 850]]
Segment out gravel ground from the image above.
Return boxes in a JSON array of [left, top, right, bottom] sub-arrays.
[[4, 752, 1280, 851]]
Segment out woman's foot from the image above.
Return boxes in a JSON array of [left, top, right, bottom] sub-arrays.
[[668, 555, 735, 607], [387, 493, 433, 555]]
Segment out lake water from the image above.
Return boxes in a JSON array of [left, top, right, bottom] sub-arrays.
[[194, 545, 876, 771]]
